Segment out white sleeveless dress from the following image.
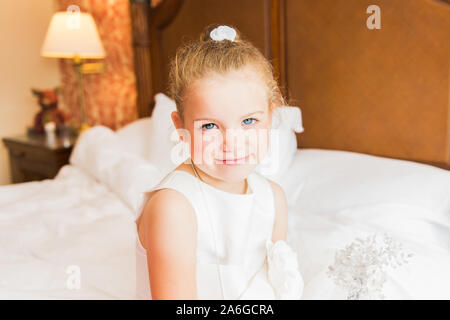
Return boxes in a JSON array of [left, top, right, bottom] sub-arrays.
[[135, 170, 303, 300]]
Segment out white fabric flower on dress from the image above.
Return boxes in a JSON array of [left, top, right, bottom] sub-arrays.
[[266, 239, 304, 299], [210, 25, 237, 42]]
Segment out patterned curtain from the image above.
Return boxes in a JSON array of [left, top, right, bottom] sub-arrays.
[[57, 0, 137, 130]]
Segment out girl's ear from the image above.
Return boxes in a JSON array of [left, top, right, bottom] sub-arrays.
[[171, 110, 183, 129], [171, 110, 185, 141]]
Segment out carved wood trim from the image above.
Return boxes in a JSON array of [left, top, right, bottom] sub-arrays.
[[129, 0, 153, 118], [129, 0, 183, 118]]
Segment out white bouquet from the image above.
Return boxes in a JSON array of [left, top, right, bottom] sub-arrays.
[[327, 233, 413, 300]]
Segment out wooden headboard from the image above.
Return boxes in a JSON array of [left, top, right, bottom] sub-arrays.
[[129, 0, 450, 170]]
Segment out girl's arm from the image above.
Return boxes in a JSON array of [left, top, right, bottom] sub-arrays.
[[268, 180, 288, 242], [138, 188, 198, 300]]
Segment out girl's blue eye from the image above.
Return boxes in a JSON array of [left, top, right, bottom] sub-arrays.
[[202, 123, 217, 130], [242, 118, 257, 125]]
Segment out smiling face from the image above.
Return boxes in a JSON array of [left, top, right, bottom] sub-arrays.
[[172, 67, 273, 183]]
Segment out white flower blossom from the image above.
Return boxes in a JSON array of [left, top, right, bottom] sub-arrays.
[[210, 25, 237, 42], [327, 233, 413, 300], [266, 239, 304, 299]]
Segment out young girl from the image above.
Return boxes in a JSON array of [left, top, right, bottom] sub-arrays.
[[136, 24, 303, 300]]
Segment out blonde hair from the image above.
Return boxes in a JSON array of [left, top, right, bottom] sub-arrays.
[[168, 24, 286, 121]]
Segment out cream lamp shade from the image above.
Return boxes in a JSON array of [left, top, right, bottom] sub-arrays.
[[41, 11, 105, 59]]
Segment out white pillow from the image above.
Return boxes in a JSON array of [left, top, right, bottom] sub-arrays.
[[116, 117, 152, 159], [255, 106, 304, 181], [113, 92, 179, 175], [146, 93, 181, 176], [105, 151, 162, 215], [147, 93, 304, 180], [69, 125, 118, 180], [69, 125, 163, 213]]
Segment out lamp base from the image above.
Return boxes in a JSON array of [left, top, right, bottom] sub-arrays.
[[78, 122, 91, 134]]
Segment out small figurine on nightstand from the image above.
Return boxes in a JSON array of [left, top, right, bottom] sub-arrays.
[[44, 121, 57, 147], [29, 87, 69, 136]]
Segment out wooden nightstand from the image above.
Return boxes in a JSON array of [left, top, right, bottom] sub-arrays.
[[2, 133, 77, 184]]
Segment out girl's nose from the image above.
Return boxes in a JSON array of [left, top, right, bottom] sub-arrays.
[[222, 128, 244, 153], [222, 134, 233, 153]]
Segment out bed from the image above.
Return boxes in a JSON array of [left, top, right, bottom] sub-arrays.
[[0, 0, 449, 299], [0, 165, 136, 299], [0, 135, 449, 299]]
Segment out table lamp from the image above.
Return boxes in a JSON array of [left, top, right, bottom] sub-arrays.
[[41, 11, 106, 134]]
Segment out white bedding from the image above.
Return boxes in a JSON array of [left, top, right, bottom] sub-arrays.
[[283, 149, 450, 299], [0, 165, 137, 299], [0, 148, 449, 299]]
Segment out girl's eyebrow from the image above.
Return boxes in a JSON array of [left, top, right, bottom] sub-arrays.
[[194, 111, 264, 122]]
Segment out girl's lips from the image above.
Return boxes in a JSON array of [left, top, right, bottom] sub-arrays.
[[216, 154, 250, 165]]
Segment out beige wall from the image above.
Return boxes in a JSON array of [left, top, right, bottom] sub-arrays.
[[0, 0, 60, 185]]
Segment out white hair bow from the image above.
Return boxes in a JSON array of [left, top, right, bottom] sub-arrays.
[[209, 25, 237, 42]]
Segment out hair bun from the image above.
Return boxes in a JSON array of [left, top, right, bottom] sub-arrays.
[[199, 23, 241, 42]]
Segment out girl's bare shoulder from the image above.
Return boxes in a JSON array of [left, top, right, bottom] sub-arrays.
[[142, 186, 196, 222], [146, 164, 197, 217], [138, 183, 197, 248]]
